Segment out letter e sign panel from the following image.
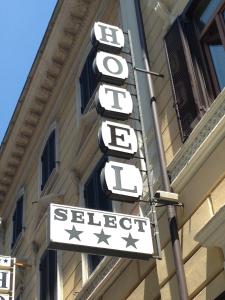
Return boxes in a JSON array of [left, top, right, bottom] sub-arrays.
[[47, 204, 153, 260], [98, 121, 138, 158]]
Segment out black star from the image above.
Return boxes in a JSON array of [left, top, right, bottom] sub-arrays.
[[65, 226, 83, 241], [122, 233, 139, 248], [4, 259, 8, 263], [94, 229, 111, 245]]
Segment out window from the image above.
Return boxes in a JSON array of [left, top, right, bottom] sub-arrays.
[[79, 47, 99, 113], [41, 130, 56, 191], [12, 195, 23, 249], [165, 0, 225, 140], [84, 157, 112, 273], [215, 291, 225, 300], [194, 0, 225, 94], [39, 250, 57, 300]]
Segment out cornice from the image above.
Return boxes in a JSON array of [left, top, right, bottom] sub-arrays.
[[0, 0, 98, 205]]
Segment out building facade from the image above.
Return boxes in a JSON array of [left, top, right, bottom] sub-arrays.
[[0, 0, 225, 299]]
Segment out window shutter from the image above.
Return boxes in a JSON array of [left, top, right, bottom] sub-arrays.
[[49, 130, 56, 172], [40, 250, 57, 300], [165, 17, 199, 140], [49, 250, 57, 299], [41, 144, 48, 190], [16, 196, 23, 237], [41, 130, 56, 191], [12, 196, 23, 248], [80, 47, 98, 113]]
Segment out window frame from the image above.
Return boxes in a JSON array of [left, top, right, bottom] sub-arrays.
[[39, 121, 59, 196], [192, 0, 225, 97], [165, 0, 225, 141]]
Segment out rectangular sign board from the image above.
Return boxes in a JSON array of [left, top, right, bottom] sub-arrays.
[[47, 204, 153, 260], [0, 256, 11, 270]]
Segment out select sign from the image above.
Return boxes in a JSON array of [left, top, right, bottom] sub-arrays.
[[47, 204, 153, 260]]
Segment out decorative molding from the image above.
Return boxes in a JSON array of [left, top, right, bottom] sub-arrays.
[[168, 89, 225, 191], [0, 0, 97, 205]]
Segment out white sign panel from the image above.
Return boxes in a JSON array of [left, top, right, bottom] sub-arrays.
[[91, 22, 124, 53], [99, 121, 138, 158], [94, 51, 128, 85], [0, 294, 9, 300], [0, 257, 11, 270], [47, 204, 153, 259], [95, 84, 133, 119], [0, 271, 10, 293], [101, 161, 143, 202]]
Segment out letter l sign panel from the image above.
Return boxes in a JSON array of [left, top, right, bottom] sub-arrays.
[[101, 161, 143, 202]]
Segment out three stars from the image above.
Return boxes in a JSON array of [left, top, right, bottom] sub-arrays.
[[65, 226, 139, 249]]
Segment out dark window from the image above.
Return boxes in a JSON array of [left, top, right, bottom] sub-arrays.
[[84, 157, 112, 273], [165, 0, 225, 140], [12, 195, 23, 248], [79, 47, 99, 113], [41, 130, 56, 191], [40, 250, 57, 300], [215, 291, 225, 300]]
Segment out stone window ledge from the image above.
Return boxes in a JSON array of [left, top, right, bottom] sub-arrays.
[[168, 89, 225, 192], [195, 205, 225, 256]]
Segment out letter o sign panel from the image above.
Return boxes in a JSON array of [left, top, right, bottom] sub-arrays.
[[101, 161, 143, 202], [94, 51, 128, 85]]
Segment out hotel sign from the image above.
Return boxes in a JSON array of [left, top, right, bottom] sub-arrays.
[[47, 22, 154, 260], [93, 22, 143, 203], [0, 256, 15, 300], [47, 204, 153, 259]]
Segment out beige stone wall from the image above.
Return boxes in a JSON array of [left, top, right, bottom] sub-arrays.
[[121, 0, 225, 299]]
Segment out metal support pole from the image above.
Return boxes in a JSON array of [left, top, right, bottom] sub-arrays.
[[133, 1, 189, 299]]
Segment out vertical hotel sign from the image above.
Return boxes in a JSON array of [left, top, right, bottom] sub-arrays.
[[47, 22, 153, 259], [0, 256, 15, 300], [92, 22, 143, 202]]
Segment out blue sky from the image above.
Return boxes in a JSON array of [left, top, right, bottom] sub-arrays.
[[0, 0, 57, 145]]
